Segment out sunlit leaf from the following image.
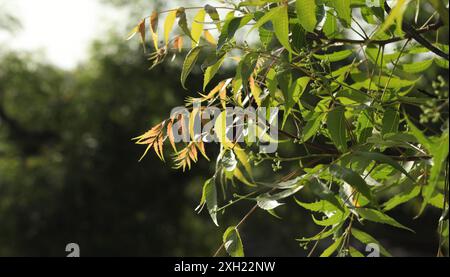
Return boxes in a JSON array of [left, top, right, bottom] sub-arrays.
[[223, 226, 244, 257]]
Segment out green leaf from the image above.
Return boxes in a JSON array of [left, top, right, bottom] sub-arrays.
[[205, 4, 221, 30], [352, 151, 415, 181], [400, 59, 434, 73], [302, 112, 325, 141], [177, 9, 194, 41], [203, 55, 225, 90], [381, 108, 399, 136], [314, 49, 353, 62], [405, 116, 432, 150], [320, 236, 344, 257], [296, 222, 343, 242], [421, 129, 449, 214], [330, 164, 376, 205], [352, 228, 392, 257], [250, 6, 294, 53], [349, 247, 365, 257], [191, 9, 206, 47], [434, 58, 449, 69], [383, 186, 420, 212], [181, 46, 202, 89], [283, 77, 310, 127], [327, 106, 348, 152], [203, 178, 218, 226], [223, 226, 244, 257], [323, 11, 338, 37], [330, 0, 351, 26], [258, 181, 304, 210], [272, 6, 293, 53], [218, 13, 252, 51], [296, 0, 317, 32], [312, 210, 349, 226], [356, 208, 414, 232], [355, 109, 373, 143]]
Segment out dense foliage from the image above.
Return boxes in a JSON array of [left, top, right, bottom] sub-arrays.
[[130, 0, 449, 257]]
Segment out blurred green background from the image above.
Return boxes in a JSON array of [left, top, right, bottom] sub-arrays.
[[0, 0, 447, 256]]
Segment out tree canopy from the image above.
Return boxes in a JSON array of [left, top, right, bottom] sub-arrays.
[[129, 0, 449, 257]]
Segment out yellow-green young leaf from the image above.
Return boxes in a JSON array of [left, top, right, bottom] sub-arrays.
[[356, 208, 414, 232], [327, 106, 348, 152], [295, 0, 317, 32], [181, 46, 202, 89], [164, 10, 177, 45], [320, 236, 344, 257], [233, 167, 255, 187], [434, 58, 449, 69], [234, 147, 252, 176], [249, 76, 262, 106], [191, 9, 206, 47], [223, 226, 244, 257], [204, 30, 217, 45], [374, 0, 408, 37], [330, 164, 377, 205], [330, 0, 351, 26], [400, 59, 434, 73], [313, 49, 353, 62], [203, 55, 225, 90], [214, 110, 235, 148], [352, 228, 392, 257]]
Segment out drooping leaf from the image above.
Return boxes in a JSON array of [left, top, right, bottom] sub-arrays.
[[400, 59, 434, 73], [223, 226, 244, 257], [330, 0, 351, 26], [302, 112, 325, 142], [149, 11, 159, 50], [352, 151, 415, 181], [320, 236, 344, 257], [352, 228, 392, 257], [205, 4, 221, 30], [181, 46, 203, 89], [356, 208, 414, 232], [330, 164, 377, 205], [327, 106, 348, 152], [204, 178, 218, 226], [381, 108, 400, 136], [164, 10, 177, 45], [295, 0, 317, 32], [314, 50, 353, 62], [191, 9, 206, 47], [203, 55, 225, 90]]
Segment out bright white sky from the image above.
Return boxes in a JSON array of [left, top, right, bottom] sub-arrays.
[[0, 0, 127, 69]]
